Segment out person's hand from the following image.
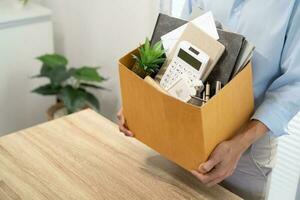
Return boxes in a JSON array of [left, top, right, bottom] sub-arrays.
[[117, 108, 134, 137], [191, 140, 242, 187], [191, 120, 269, 187]]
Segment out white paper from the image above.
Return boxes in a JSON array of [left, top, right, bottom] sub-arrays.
[[161, 11, 219, 56], [192, 11, 219, 40]]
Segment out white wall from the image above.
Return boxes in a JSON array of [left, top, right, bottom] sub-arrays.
[[0, 2, 54, 136], [40, 0, 160, 121]]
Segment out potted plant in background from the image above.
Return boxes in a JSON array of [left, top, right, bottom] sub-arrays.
[[131, 38, 166, 78], [32, 54, 107, 120]]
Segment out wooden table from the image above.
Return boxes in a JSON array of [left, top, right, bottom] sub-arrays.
[[0, 109, 242, 200]]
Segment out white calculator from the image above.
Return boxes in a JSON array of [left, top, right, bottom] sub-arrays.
[[160, 41, 209, 91]]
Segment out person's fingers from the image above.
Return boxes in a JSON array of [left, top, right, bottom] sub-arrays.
[[191, 166, 225, 185], [119, 125, 134, 137], [124, 123, 133, 136], [117, 109, 134, 137], [206, 169, 232, 187], [198, 157, 221, 173], [118, 119, 133, 136], [121, 122, 134, 137], [191, 170, 206, 182], [191, 170, 219, 184]]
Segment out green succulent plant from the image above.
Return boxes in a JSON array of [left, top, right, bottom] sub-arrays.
[[132, 38, 166, 78], [31, 54, 107, 114]]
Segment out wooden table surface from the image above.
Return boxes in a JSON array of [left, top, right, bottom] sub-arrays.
[[0, 109, 242, 200]]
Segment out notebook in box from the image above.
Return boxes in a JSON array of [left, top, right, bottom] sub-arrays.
[[150, 13, 187, 46], [155, 23, 225, 82], [206, 30, 245, 91], [231, 39, 255, 78]]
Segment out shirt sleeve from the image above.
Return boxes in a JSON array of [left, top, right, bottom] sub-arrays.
[[252, 2, 300, 137], [181, 0, 205, 20], [181, 0, 193, 19]]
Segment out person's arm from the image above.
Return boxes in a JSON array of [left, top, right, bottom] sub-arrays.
[[251, 2, 300, 137], [191, 120, 268, 187], [192, 2, 300, 186]]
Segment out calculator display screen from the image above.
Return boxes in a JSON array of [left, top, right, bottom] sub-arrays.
[[178, 49, 202, 70]]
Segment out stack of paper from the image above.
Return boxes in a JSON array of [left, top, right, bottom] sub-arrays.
[[160, 11, 219, 57]]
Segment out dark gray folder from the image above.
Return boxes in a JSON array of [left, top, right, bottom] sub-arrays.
[[206, 29, 244, 92], [150, 14, 187, 46], [151, 13, 223, 46]]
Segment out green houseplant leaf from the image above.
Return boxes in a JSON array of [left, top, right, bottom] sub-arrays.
[[32, 84, 61, 95], [80, 83, 108, 90], [37, 54, 68, 69], [73, 67, 105, 82], [32, 53, 107, 115], [58, 86, 100, 113], [34, 54, 71, 86], [59, 86, 87, 113], [85, 92, 100, 111], [50, 67, 72, 86]]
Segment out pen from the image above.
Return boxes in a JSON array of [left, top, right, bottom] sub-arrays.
[[205, 83, 210, 101], [215, 81, 222, 94]]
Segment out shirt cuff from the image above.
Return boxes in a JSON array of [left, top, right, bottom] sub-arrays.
[[252, 100, 290, 137]]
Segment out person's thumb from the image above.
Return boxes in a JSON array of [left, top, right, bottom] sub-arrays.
[[198, 157, 220, 174]]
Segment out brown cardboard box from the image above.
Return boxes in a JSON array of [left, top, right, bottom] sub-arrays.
[[119, 49, 254, 171]]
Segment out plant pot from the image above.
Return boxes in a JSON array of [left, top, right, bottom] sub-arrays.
[[131, 62, 151, 79], [47, 103, 92, 121], [47, 103, 67, 121]]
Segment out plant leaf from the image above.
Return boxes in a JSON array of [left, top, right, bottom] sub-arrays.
[[73, 67, 105, 82], [37, 54, 68, 68], [58, 86, 101, 113], [144, 38, 150, 53], [58, 86, 87, 113], [35, 66, 70, 86], [133, 38, 166, 76], [151, 57, 166, 65], [32, 84, 61, 95], [85, 92, 100, 111], [153, 41, 162, 52], [80, 83, 108, 90], [50, 67, 72, 86], [40, 64, 54, 77], [132, 54, 141, 63]]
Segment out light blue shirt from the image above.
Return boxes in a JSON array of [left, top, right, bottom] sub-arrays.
[[182, 0, 300, 137]]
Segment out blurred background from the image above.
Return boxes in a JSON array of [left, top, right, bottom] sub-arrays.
[[0, 0, 299, 199]]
